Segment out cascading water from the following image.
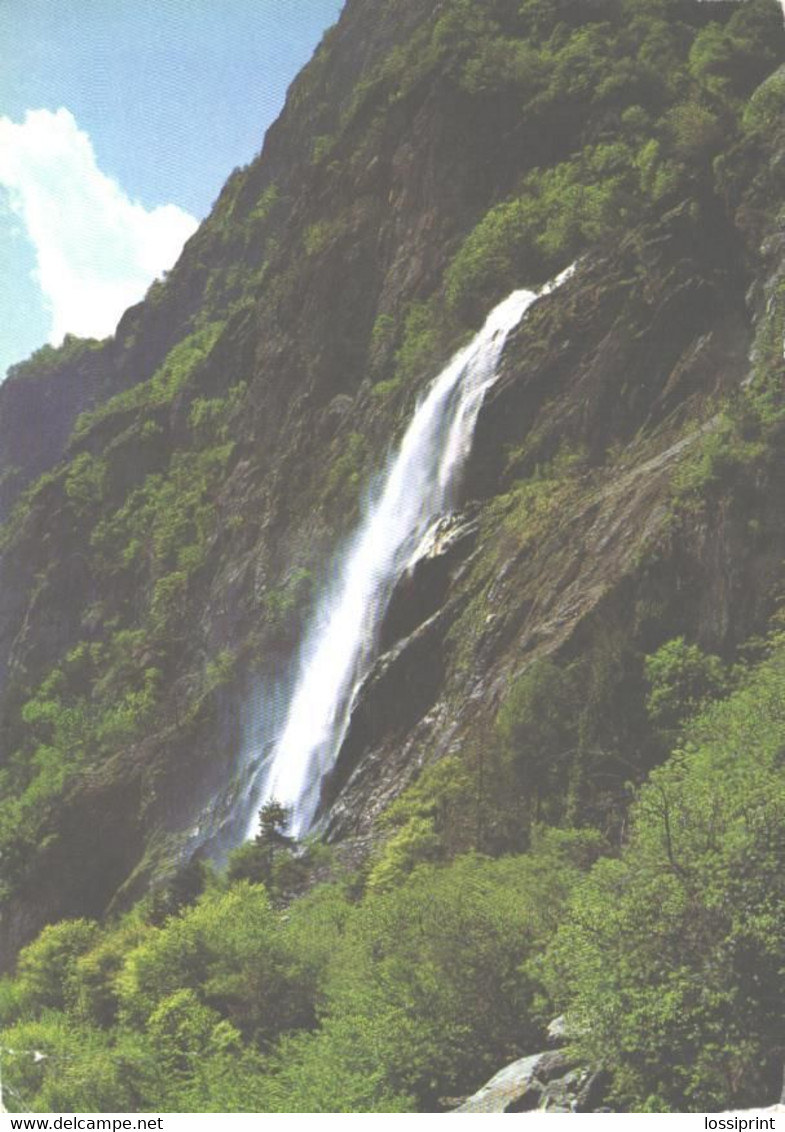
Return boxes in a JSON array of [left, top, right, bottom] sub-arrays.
[[247, 266, 574, 838]]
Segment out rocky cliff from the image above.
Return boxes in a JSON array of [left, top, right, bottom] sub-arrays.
[[1, 0, 784, 1040]]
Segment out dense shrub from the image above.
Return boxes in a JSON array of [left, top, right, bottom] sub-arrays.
[[545, 641, 785, 1111]]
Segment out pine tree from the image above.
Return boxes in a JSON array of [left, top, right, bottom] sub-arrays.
[[255, 800, 295, 877]]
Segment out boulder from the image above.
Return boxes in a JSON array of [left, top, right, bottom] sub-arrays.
[[452, 1052, 550, 1113], [452, 1047, 608, 1114]]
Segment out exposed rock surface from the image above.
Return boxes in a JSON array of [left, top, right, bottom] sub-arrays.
[[379, 512, 478, 652], [452, 1050, 607, 1114], [2, 0, 785, 973]]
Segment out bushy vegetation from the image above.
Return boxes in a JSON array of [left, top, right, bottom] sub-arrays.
[[0, 322, 248, 905], [322, 431, 367, 509], [73, 322, 227, 441], [358, 0, 785, 412], [7, 614, 785, 1112], [440, 0, 783, 317], [0, 631, 164, 897], [257, 569, 314, 647], [0, 812, 603, 1112], [303, 216, 350, 257], [668, 267, 785, 514], [3, 0, 785, 1115], [544, 635, 785, 1111], [6, 335, 105, 383]]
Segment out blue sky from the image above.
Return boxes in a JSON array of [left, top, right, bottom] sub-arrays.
[[0, 0, 343, 379]]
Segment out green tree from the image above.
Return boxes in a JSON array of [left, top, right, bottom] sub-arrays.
[[644, 636, 730, 738], [496, 658, 579, 820], [256, 800, 295, 862], [545, 643, 785, 1111], [15, 920, 99, 1014], [226, 799, 301, 897], [148, 856, 209, 925], [263, 837, 603, 1112]]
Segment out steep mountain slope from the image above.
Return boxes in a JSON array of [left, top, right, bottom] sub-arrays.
[[1, 0, 785, 1045]]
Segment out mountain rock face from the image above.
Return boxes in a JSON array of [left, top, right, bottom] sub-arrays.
[[1, 0, 784, 1015]]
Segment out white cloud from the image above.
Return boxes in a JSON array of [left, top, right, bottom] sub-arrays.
[[0, 108, 198, 343]]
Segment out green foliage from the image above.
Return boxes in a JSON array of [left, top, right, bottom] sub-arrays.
[[367, 300, 454, 402], [370, 312, 396, 354], [670, 365, 785, 510], [0, 633, 165, 888], [3, 0, 785, 1115], [545, 638, 785, 1111], [188, 381, 247, 443], [148, 857, 210, 926], [689, 2, 782, 99], [496, 658, 580, 819], [73, 321, 226, 440], [265, 839, 603, 1112], [644, 636, 731, 736], [303, 217, 349, 256], [64, 453, 108, 515], [394, 301, 436, 379], [460, 35, 546, 96], [0, 977, 23, 1026], [203, 649, 236, 693], [224, 842, 267, 886], [0, 314, 238, 907], [70, 922, 149, 1028], [441, 0, 785, 318], [259, 568, 313, 637], [743, 67, 785, 135], [150, 571, 189, 635], [311, 134, 336, 164], [367, 813, 442, 893], [394, 298, 462, 389], [226, 802, 311, 904], [0, 1015, 159, 1113], [446, 145, 641, 315], [15, 920, 100, 1014], [19, 636, 781, 1111], [126, 883, 321, 1052], [257, 800, 293, 849], [6, 335, 104, 383], [322, 431, 367, 506], [0, 812, 604, 1113], [249, 183, 279, 225], [446, 196, 533, 315], [0, 466, 62, 554], [368, 313, 397, 383], [147, 989, 236, 1079], [92, 441, 234, 585]]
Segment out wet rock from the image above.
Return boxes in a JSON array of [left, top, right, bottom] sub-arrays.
[[379, 512, 478, 650], [318, 606, 447, 817]]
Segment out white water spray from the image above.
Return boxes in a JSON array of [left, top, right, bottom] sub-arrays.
[[249, 266, 574, 837]]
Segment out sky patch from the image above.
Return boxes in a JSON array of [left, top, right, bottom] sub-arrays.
[[0, 107, 198, 346]]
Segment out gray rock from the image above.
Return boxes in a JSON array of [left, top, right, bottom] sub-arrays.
[[452, 1047, 608, 1114], [453, 1053, 547, 1113]]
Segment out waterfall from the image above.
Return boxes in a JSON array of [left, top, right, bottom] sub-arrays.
[[247, 266, 574, 838]]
